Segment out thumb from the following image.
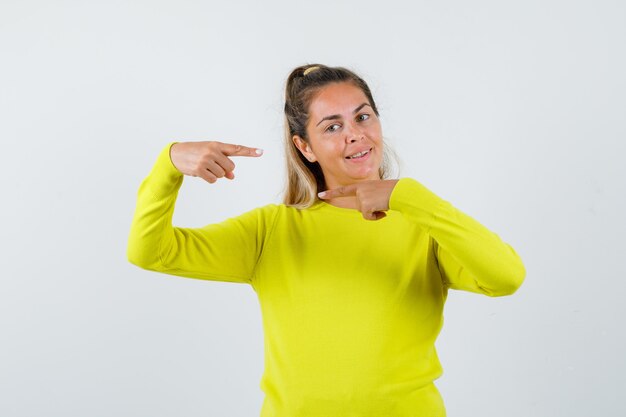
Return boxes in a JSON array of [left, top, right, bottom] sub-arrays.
[[364, 210, 386, 221]]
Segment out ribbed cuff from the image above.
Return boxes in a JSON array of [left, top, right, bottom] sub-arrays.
[[146, 141, 184, 196]]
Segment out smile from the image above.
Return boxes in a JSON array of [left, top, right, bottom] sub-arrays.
[[345, 148, 372, 159]]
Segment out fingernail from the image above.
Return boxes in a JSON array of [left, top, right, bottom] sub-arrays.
[[317, 191, 326, 198], [255, 149, 264, 155]]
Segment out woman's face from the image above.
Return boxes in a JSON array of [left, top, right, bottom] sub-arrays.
[[293, 81, 383, 190]]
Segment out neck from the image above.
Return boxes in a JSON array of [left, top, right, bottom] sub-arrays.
[[323, 195, 358, 210], [321, 174, 381, 209]]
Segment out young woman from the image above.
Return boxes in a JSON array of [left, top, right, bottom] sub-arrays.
[[127, 64, 526, 416]]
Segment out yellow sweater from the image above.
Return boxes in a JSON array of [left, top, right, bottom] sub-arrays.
[[127, 142, 526, 417]]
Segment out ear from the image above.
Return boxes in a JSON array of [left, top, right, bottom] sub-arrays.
[[292, 135, 317, 163]]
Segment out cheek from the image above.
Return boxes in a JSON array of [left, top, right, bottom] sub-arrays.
[[370, 132, 383, 148], [313, 143, 337, 162], [367, 122, 383, 138]]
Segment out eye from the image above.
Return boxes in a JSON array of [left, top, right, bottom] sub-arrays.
[[325, 123, 341, 133], [357, 113, 370, 122]]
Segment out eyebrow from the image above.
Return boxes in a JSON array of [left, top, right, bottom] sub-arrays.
[[315, 103, 372, 127]]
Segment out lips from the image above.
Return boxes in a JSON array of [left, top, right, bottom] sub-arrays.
[[345, 148, 372, 159]]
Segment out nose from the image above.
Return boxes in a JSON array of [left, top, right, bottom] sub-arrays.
[[344, 121, 364, 143]]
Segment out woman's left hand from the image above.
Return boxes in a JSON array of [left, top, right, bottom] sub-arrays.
[[318, 179, 400, 221]]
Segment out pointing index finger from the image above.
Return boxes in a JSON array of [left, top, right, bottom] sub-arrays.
[[318, 184, 357, 199], [222, 143, 264, 157]]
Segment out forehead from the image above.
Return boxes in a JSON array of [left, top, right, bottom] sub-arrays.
[[308, 82, 369, 116]]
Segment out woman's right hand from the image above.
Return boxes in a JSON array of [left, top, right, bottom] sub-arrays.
[[169, 141, 264, 183]]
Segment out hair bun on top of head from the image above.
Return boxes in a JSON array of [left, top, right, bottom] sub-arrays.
[[303, 66, 321, 76]]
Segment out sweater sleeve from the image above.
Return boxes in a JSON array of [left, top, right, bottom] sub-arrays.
[[389, 177, 526, 297], [126, 142, 277, 285]]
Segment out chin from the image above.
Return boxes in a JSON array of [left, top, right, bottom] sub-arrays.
[[351, 166, 381, 181]]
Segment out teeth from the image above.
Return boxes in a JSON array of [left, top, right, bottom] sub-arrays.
[[348, 149, 369, 159]]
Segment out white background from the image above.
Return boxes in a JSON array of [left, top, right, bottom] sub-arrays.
[[1, 0, 624, 416]]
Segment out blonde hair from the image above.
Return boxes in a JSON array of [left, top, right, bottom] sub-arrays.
[[282, 64, 396, 209]]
